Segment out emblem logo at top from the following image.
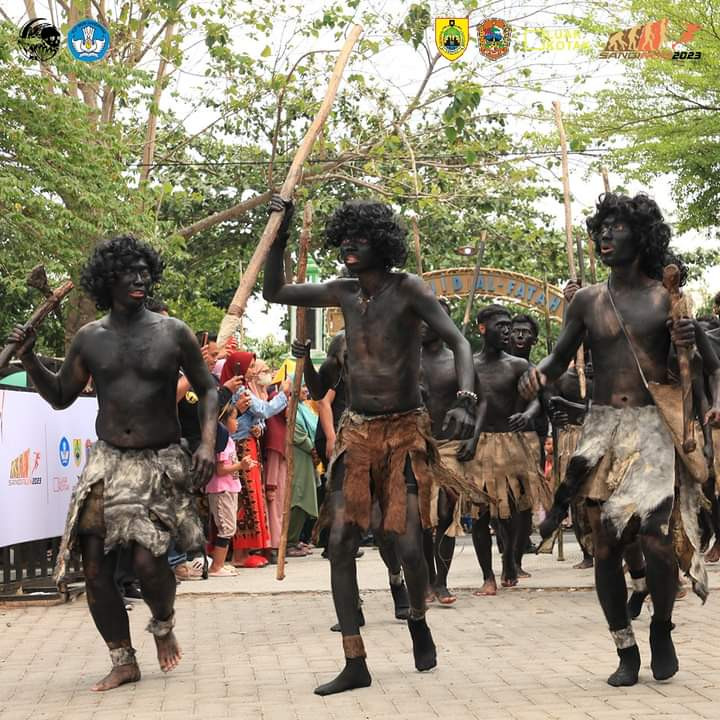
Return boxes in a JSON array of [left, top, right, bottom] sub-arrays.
[[67, 19, 110, 62], [435, 18, 470, 61], [18, 18, 62, 62], [477, 18, 512, 61]]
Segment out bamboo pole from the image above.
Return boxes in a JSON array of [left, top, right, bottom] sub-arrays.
[[461, 231, 487, 336], [601, 166, 611, 194], [552, 101, 586, 399], [587, 237, 597, 284], [217, 25, 363, 346], [586, 167, 611, 285], [411, 217, 423, 275], [277, 203, 313, 581], [575, 232, 585, 287]]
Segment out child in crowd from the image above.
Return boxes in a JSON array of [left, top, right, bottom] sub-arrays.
[[206, 404, 256, 577]]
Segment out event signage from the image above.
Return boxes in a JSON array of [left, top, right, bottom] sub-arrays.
[[325, 268, 565, 335], [0, 389, 97, 547], [599, 18, 702, 60]]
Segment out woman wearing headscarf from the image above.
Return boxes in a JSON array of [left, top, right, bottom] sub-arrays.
[[220, 351, 289, 568], [286, 386, 319, 556]]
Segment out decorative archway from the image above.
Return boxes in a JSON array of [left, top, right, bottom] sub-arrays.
[[325, 267, 565, 336]]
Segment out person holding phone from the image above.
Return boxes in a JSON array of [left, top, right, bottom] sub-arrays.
[[220, 351, 290, 568]]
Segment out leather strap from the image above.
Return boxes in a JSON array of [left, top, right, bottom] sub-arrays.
[[605, 281, 650, 390]]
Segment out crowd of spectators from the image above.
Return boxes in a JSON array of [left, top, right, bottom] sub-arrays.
[[168, 325, 322, 586]]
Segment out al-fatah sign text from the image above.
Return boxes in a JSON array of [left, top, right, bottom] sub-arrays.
[[325, 268, 564, 336]]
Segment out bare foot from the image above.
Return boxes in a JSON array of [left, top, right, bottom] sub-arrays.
[[473, 578, 497, 596], [425, 589, 437, 603], [501, 576, 518, 588], [91, 663, 141, 691], [517, 568, 531, 579], [435, 586, 457, 605], [573, 557, 594, 569], [705, 543, 720, 563], [154, 631, 182, 673]]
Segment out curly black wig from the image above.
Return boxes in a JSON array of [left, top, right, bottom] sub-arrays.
[[325, 200, 408, 270], [586, 193, 686, 285], [80, 235, 165, 311], [511, 313, 539, 338]]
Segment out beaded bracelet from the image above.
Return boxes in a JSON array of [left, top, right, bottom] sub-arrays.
[[456, 390, 478, 404]]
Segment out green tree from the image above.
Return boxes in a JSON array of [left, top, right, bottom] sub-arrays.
[[1, 1, 578, 358]]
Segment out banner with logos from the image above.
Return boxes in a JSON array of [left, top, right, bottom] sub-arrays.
[[0, 389, 97, 547]]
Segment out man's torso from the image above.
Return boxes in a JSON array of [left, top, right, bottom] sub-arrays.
[[80, 314, 184, 448], [579, 282, 671, 408], [474, 352, 528, 432], [421, 345, 458, 439], [339, 273, 424, 414]]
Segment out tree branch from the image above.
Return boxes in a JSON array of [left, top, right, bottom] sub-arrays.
[[599, 106, 707, 134], [176, 190, 274, 239], [139, 21, 176, 184]]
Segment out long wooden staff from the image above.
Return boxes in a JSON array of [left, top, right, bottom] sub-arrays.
[[552, 101, 586, 400], [277, 202, 313, 580], [461, 230, 487, 336], [586, 167, 610, 284], [411, 217, 423, 275], [601, 165, 611, 194], [537, 277, 563, 559], [217, 25, 363, 346]]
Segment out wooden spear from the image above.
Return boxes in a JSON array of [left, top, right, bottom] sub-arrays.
[[461, 230, 487, 336], [217, 25, 363, 346], [277, 202, 313, 581], [552, 101, 586, 399]]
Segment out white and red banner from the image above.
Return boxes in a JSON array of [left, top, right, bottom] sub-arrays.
[[0, 389, 97, 547]]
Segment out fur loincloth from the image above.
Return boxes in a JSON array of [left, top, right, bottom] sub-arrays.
[[468, 431, 544, 520], [54, 440, 204, 583], [327, 408, 473, 535], [571, 405, 707, 600]]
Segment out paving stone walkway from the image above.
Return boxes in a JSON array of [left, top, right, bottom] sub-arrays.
[[2, 537, 719, 720]]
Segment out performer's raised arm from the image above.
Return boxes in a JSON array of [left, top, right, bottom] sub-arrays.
[[9, 324, 91, 409], [263, 195, 343, 308]]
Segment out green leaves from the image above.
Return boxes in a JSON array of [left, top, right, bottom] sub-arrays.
[[567, 0, 720, 231]]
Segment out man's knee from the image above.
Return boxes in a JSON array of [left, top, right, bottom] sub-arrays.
[[133, 547, 167, 581], [84, 558, 104, 585], [328, 527, 359, 566], [397, 540, 424, 570], [641, 534, 675, 566], [593, 538, 617, 563]]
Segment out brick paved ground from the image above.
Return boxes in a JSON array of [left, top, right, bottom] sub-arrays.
[[2, 537, 720, 720]]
